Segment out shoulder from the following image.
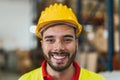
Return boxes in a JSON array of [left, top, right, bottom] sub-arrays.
[[18, 67, 42, 80], [79, 68, 105, 80]]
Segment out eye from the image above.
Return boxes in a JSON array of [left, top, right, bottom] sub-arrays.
[[45, 39, 55, 43], [64, 38, 73, 43]]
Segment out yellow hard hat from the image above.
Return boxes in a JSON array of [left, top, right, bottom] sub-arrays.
[[36, 3, 82, 38]]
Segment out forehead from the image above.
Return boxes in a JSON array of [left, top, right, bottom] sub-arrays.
[[42, 25, 75, 38]]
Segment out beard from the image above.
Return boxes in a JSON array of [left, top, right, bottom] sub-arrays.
[[43, 50, 77, 72]]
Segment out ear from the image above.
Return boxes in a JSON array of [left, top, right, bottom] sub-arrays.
[[75, 39, 78, 50], [40, 40, 43, 48]]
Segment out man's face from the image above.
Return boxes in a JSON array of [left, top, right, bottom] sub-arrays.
[[41, 24, 78, 72]]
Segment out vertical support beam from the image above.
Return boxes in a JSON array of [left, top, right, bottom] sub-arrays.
[[77, 0, 83, 41], [106, 0, 114, 71], [119, 0, 120, 69], [76, 0, 82, 24]]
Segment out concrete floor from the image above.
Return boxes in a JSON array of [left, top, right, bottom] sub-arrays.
[[100, 71, 120, 80]]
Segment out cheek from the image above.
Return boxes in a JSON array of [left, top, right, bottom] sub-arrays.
[[66, 43, 76, 53], [42, 43, 52, 55]]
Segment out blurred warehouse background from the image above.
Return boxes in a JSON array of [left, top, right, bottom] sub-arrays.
[[0, 0, 120, 80]]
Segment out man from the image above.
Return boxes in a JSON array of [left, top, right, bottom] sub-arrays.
[[19, 3, 105, 80]]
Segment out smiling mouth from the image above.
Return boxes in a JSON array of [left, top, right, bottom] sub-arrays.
[[49, 52, 69, 61], [52, 55, 66, 60]]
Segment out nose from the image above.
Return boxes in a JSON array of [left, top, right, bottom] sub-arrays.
[[53, 40, 65, 52]]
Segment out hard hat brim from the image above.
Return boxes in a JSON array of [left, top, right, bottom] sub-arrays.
[[36, 20, 82, 39]]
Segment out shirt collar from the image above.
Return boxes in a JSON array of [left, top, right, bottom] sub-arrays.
[[71, 61, 80, 80], [42, 60, 80, 80]]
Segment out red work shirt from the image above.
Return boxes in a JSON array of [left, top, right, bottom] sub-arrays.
[[42, 61, 80, 80]]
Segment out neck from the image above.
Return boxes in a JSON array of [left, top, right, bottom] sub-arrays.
[[47, 63, 75, 80]]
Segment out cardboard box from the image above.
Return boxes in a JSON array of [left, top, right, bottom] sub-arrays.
[[76, 52, 98, 72], [16, 50, 32, 73]]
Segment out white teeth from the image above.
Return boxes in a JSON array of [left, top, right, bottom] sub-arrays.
[[53, 55, 65, 59]]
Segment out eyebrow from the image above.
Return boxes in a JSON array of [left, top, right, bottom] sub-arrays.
[[63, 35, 74, 38], [44, 35, 54, 39], [44, 35, 74, 39]]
